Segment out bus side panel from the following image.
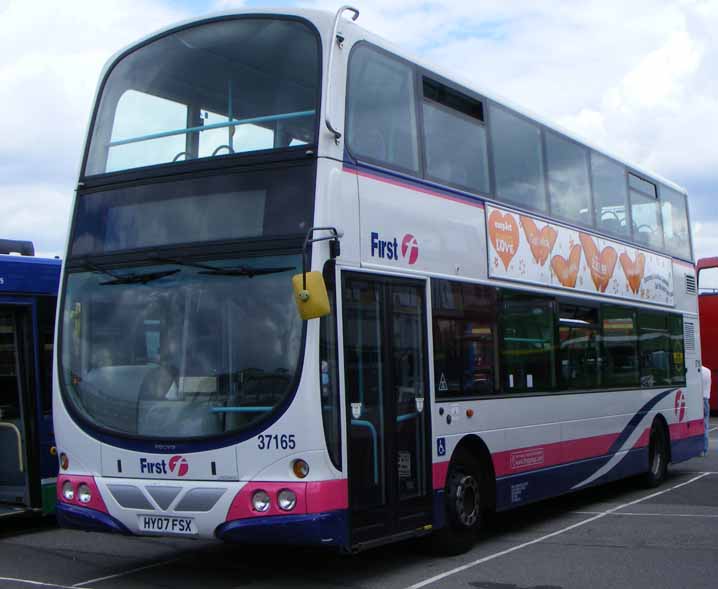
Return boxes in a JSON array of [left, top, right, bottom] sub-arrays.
[[434, 386, 703, 512], [352, 168, 487, 281]]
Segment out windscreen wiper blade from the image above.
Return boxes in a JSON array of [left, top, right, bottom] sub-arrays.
[[76, 259, 180, 285], [99, 269, 180, 286], [151, 256, 294, 278], [198, 265, 295, 278]]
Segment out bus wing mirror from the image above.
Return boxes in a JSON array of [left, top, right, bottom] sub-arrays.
[[292, 226, 342, 320], [292, 271, 330, 320]]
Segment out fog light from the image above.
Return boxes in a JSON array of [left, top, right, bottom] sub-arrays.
[[278, 489, 297, 511], [62, 481, 74, 502], [292, 459, 309, 479], [77, 483, 92, 504], [59, 452, 69, 470], [252, 490, 271, 512]]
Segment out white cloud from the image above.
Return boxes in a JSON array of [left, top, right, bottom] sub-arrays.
[[1, 0, 717, 260], [0, 0, 190, 254]]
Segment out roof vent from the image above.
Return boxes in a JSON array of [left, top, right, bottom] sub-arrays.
[[685, 274, 697, 294], [0, 239, 34, 256]]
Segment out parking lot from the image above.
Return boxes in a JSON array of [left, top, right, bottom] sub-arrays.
[[1, 419, 716, 589]]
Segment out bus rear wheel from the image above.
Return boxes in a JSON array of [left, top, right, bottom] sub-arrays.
[[432, 454, 485, 555], [644, 420, 668, 487]]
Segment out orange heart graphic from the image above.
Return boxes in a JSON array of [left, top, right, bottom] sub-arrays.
[[551, 244, 582, 288], [488, 210, 519, 270], [579, 233, 617, 292], [520, 216, 558, 266], [619, 252, 645, 294]]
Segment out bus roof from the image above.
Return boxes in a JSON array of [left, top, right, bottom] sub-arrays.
[[92, 7, 686, 197], [0, 254, 61, 296]]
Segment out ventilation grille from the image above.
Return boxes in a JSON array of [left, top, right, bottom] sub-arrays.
[[685, 274, 697, 294], [684, 322, 696, 353]]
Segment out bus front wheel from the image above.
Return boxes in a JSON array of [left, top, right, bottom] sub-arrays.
[[433, 454, 485, 555]]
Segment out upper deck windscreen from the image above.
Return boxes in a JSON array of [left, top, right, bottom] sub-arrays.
[[85, 17, 320, 176]]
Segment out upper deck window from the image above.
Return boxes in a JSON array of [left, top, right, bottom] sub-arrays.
[[591, 153, 629, 238], [85, 17, 320, 176], [629, 173, 663, 250], [346, 45, 420, 173], [660, 185, 691, 260], [489, 105, 547, 212], [421, 79, 490, 194], [545, 132, 591, 226]]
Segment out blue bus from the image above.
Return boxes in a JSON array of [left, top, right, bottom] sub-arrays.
[[0, 240, 61, 519]]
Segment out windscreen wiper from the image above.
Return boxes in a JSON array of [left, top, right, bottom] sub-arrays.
[[151, 256, 294, 278], [77, 259, 180, 285], [99, 269, 180, 286], [198, 265, 295, 278]]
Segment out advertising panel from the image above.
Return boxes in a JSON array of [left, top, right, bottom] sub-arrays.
[[486, 204, 674, 306]]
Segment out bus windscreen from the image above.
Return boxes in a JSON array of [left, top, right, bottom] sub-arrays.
[[84, 17, 320, 175]]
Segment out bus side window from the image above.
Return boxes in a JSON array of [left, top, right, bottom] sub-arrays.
[[489, 104, 548, 213], [500, 292, 556, 393], [660, 185, 691, 260], [37, 296, 57, 413], [421, 79, 489, 195], [668, 314, 686, 385], [346, 45, 420, 174], [591, 153, 629, 238], [545, 132, 592, 227], [637, 310, 672, 387], [431, 279, 499, 399], [558, 304, 600, 390], [601, 305, 639, 388]]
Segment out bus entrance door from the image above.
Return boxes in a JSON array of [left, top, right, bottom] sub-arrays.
[[0, 308, 30, 510], [342, 274, 432, 547]]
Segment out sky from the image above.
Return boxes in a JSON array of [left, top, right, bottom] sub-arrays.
[[0, 0, 716, 262]]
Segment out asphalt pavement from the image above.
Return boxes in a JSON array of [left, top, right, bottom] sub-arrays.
[[1, 418, 717, 589]]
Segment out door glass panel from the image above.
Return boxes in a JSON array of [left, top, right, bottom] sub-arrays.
[[0, 311, 25, 492], [343, 278, 386, 510], [391, 285, 427, 501]]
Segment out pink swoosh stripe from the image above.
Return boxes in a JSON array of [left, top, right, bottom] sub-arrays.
[[432, 418, 702, 489]]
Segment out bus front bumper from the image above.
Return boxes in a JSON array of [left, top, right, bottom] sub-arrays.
[[215, 510, 348, 548], [56, 502, 130, 534]]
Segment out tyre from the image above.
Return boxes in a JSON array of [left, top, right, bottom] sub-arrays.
[[644, 420, 668, 488], [430, 453, 485, 555]]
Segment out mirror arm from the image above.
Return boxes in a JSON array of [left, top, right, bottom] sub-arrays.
[[301, 226, 343, 291]]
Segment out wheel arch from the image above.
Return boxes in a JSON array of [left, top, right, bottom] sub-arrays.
[[449, 434, 497, 510]]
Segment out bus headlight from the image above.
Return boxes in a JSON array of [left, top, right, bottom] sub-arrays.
[[77, 483, 92, 504], [252, 490, 271, 512], [62, 481, 74, 502], [278, 489, 297, 511]]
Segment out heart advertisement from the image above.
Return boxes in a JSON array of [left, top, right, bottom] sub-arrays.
[[486, 204, 674, 306]]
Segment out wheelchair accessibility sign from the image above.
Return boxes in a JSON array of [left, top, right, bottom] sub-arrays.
[[437, 437, 446, 457]]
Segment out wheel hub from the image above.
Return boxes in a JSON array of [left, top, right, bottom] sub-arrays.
[[454, 474, 480, 527]]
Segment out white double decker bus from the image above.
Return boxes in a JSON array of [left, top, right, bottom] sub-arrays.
[[54, 7, 703, 553]]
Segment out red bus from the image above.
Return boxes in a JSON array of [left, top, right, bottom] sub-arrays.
[[698, 258, 718, 413]]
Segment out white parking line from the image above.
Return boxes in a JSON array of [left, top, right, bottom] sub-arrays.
[[405, 472, 710, 589], [573, 511, 718, 518], [71, 558, 178, 588], [0, 578, 79, 589]]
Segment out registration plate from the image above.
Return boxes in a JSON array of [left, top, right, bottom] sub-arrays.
[[137, 514, 197, 535]]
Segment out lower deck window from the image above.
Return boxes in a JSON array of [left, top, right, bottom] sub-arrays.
[[431, 278, 686, 398]]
